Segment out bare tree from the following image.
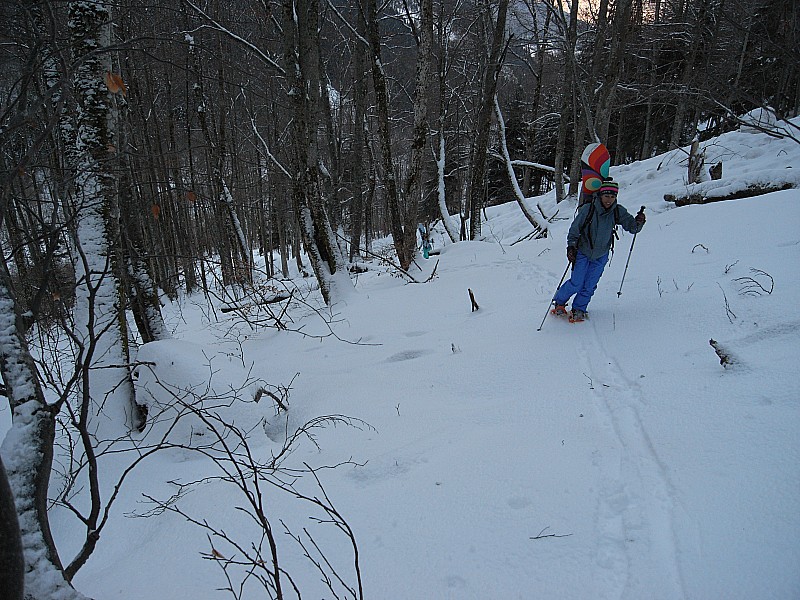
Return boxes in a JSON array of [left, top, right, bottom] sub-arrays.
[[550, 0, 580, 202], [0, 456, 24, 600], [0, 254, 83, 599], [494, 97, 548, 236], [468, 0, 510, 239], [68, 0, 143, 432], [363, 0, 411, 266], [282, 0, 352, 304]]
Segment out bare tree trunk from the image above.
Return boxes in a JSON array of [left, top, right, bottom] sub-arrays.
[[436, 130, 460, 243], [567, 109, 587, 197], [670, 0, 707, 149], [553, 0, 579, 202], [119, 166, 169, 343], [688, 136, 705, 183], [318, 47, 344, 238], [640, 89, 656, 160], [523, 3, 552, 197], [364, 0, 408, 267], [0, 456, 24, 600], [349, 9, 370, 261], [401, 0, 435, 265], [0, 256, 83, 600], [469, 0, 510, 239], [433, 6, 460, 243], [276, 179, 291, 278], [116, 97, 169, 343], [284, 0, 351, 304], [595, 0, 634, 141], [494, 97, 548, 237], [69, 0, 142, 432], [221, 180, 253, 284]]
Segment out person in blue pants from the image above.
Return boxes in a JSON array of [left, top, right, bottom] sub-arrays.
[[553, 179, 645, 321]]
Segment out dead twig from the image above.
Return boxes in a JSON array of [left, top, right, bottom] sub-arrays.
[[717, 283, 736, 323], [734, 268, 774, 296], [424, 259, 440, 283], [583, 373, 594, 390], [468, 288, 480, 312], [220, 293, 291, 313], [530, 526, 573, 540], [254, 385, 289, 412], [724, 260, 739, 274]]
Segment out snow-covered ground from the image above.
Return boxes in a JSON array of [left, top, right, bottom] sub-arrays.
[[3, 116, 800, 599]]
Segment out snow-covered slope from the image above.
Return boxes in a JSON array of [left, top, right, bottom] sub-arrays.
[[4, 118, 799, 600]]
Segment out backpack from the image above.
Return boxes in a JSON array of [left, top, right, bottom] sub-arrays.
[[578, 195, 620, 255]]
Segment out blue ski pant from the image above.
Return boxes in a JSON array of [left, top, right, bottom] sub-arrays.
[[553, 251, 609, 312]]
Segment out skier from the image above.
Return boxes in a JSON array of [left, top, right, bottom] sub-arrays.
[[422, 237, 433, 259], [419, 223, 433, 259], [552, 179, 645, 322]]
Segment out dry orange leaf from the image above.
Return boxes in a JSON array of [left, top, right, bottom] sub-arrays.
[[104, 71, 127, 96], [186, 190, 197, 202], [151, 204, 161, 219]]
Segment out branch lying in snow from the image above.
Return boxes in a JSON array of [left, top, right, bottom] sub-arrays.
[[530, 526, 573, 540], [666, 182, 794, 206], [219, 293, 292, 313], [425, 260, 440, 283], [92, 360, 156, 370], [734, 268, 774, 296], [717, 283, 737, 323], [583, 373, 594, 390]]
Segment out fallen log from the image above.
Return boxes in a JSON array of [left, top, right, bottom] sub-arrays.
[[665, 182, 793, 207]]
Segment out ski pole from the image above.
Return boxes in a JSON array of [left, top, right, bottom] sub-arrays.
[[617, 206, 645, 298], [537, 262, 571, 331]]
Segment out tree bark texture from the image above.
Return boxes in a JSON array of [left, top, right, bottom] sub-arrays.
[[0, 456, 24, 600], [69, 0, 142, 432], [400, 0, 435, 268], [0, 256, 83, 599]]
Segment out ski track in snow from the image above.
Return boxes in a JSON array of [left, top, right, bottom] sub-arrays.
[[576, 321, 687, 600]]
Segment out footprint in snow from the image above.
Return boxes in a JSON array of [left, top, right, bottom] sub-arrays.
[[385, 349, 430, 362]]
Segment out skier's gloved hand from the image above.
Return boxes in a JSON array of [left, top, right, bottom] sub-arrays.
[[635, 211, 646, 224], [567, 246, 577, 264]]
